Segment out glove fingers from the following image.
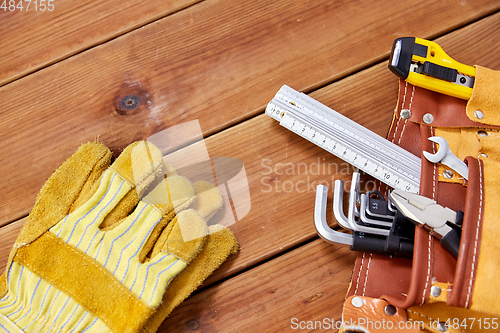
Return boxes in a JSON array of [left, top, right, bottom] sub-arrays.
[[16, 142, 112, 247], [137, 175, 197, 262], [141, 182, 236, 332], [99, 160, 179, 232], [99, 189, 141, 231], [163, 209, 208, 263], [109, 141, 164, 198], [142, 225, 239, 333], [148, 180, 222, 259], [100, 141, 165, 231], [118, 209, 207, 309], [49, 141, 164, 251], [191, 180, 224, 221]]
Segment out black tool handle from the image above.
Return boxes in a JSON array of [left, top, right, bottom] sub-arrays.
[[350, 232, 387, 255], [440, 228, 461, 258], [440, 211, 463, 258], [350, 232, 413, 258]]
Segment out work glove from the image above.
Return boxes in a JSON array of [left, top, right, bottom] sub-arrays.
[[141, 180, 239, 333], [0, 140, 236, 333]]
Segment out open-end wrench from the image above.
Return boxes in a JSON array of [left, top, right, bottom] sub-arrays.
[[423, 136, 469, 180]]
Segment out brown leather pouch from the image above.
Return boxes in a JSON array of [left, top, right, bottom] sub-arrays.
[[341, 66, 500, 333]]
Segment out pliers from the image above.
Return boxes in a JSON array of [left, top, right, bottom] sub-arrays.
[[390, 189, 463, 258]]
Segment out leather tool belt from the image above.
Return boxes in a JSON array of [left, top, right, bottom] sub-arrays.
[[341, 66, 500, 333]]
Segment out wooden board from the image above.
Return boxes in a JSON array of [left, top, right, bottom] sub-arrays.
[[1, 2, 500, 332], [0, 0, 202, 87], [0, 0, 498, 225], [2, 13, 500, 286], [159, 239, 357, 332]]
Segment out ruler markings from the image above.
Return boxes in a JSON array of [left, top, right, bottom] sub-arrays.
[[265, 86, 421, 193]]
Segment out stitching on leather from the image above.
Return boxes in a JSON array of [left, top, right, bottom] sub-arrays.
[[431, 127, 437, 201], [353, 252, 366, 295], [421, 127, 437, 305], [397, 85, 414, 145], [421, 233, 432, 305], [465, 159, 483, 308], [362, 253, 372, 296], [385, 81, 410, 197], [391, 81, 408, 143]]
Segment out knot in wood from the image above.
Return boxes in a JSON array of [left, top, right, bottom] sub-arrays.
[[113, 85, 152, 116], [186, 319, 200, 330], [119, 95, 140, 111]]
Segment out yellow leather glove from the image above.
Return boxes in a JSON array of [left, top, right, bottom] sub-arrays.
[[142, 180, 239, 333], [0, 141, 215, 333]]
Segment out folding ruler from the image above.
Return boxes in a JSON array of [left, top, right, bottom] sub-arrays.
[[265, 85, 421, 193]]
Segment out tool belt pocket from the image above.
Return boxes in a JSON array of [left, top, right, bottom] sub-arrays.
[[342, 67, 500, 332], [446, 156, 499, 315], [385, 66, 500, 318]]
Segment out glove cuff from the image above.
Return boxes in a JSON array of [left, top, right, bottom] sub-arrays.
[[5, 232, 154, 333]]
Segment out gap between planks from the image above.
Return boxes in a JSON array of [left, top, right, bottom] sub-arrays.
[[0, 11, 500, 290], [1, 0, 499, 226]]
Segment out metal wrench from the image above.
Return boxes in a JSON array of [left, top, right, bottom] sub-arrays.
[[315, 185, 354, 245], [423, 136, 468, 180], [315, 184, 414, 257]]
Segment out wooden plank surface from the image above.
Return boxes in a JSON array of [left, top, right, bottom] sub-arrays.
[[0, 0, 498, 225], [1, 1, 500, 332], [0, 0, 202, 87], [160, 240, 357, 332], [2, 13, 500, 286]]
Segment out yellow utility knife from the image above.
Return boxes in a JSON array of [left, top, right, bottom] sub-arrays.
[[389, 37, 475, 100]]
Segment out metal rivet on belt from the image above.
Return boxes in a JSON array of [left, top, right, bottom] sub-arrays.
[[384, 304, 397, 316], [474, 110, 485, 120], [423, 113, 434, 124], [430, 285, 442, 297], [443, 170, 454, 179], [351, 296, 363, 308], [478, 130, 488, 137], [400, 109, 411, 119], [437, 321, 448, 332]]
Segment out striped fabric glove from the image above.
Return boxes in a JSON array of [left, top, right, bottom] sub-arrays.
[[0, 141, 209, 333], [141, 180, 239, 333]]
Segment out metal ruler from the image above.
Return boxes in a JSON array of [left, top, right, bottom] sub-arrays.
[[265, 85, 421, 193]]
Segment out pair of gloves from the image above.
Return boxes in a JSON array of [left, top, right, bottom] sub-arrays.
[[0, 141, 238, 333]]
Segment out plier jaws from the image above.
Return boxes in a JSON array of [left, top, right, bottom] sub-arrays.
[[390, 189, 463, 257]]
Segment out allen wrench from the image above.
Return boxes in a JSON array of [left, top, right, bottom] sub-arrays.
[[359, 193, 394, 228], [315, 184, 354, 245], [342, 172, 390, 236], [315, 184, 414, 257]]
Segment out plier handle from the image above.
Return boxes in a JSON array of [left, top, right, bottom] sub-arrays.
[[390, 189, 463, 258]]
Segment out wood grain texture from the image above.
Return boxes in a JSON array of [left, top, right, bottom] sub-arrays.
[[0, 0, 202, 87], [1, 13, 500, 285], [0, 0, 498, 225], [0, 217, 25, 273], [0, 59, 398, 276], [0, 6, 500, 333], [159, 240, 357, 332]]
